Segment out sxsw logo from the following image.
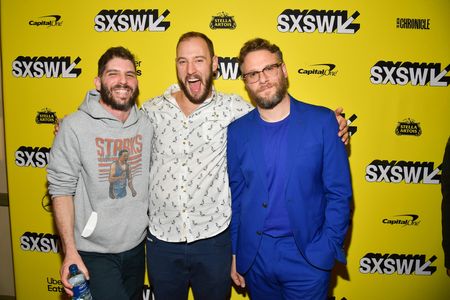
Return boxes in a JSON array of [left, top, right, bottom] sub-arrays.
[[370, 61, 450, 87], [20, 232, 60, 253], [277, 9, 360, 33], [94, 9, 170, 32], [341, 113, 358, 137], [12, 56, 81, 78], [142, 284, 155, 300], [217, 57, 240, 80], [382, 214, 421, 227], [359, 253, 437, 275], [28, 15, 63, 27], [15, 146, 50, 168], [365, 160, 441, 184]]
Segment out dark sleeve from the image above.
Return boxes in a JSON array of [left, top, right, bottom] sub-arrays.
[[442, 137, 450, 269]]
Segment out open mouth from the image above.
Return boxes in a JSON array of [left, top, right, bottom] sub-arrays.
[[187, 77, 202, 94], [112, 85, 132, 98]]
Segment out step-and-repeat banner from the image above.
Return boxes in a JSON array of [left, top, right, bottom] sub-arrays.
[[1, 1, 449, 299]]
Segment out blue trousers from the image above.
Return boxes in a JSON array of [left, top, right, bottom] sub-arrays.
[[79, 240, 145, 300], [244, 234, 330, 300], [146, 228, 232, 300]]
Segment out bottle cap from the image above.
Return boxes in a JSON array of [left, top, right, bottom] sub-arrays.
[[69, 264, 78, 275]]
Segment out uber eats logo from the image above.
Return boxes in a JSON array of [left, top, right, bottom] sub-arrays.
[[359, 253, 437, 275], [94, 9, 170, 32], [277, 9, 360, 33], [370, 61, 450, 87], [20, 232, 60, 253], [15, 146, 50, 168], [365, 160, 441, 184], [12, 56, 81, 78]]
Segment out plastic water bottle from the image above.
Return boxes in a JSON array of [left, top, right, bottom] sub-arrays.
[[68, 264, 93, 300]]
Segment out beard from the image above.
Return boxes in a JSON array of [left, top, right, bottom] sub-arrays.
[[100, 83, 139, 112], [247, 76, 289, 110], [177, 69, 214, 105]]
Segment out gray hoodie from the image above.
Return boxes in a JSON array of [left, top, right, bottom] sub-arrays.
[[47, 90, 152, 253]]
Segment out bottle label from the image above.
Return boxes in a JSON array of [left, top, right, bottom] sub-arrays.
[[73, 281, 89, 297]]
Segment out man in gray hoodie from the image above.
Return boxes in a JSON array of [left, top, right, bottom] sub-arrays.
[[47, 47, 152, 300]]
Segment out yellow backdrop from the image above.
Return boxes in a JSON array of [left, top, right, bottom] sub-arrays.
[[1, 0, 449, 299]]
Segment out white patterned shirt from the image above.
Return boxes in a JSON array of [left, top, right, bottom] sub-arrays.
[[142, 84, 253, 242]]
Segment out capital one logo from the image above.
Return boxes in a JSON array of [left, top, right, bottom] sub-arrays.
[[94, 9, 170, 32], [370, 61, 450, 87], [277, 9, 360, 33]]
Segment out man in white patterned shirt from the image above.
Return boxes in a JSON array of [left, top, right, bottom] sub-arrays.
[[141, 32, 348, 300]]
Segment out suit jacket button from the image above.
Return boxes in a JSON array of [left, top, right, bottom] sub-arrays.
[[256, 231, 262, 235], [262, 202, 268, 208]]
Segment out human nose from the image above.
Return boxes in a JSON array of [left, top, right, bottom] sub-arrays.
[[118, 73, 128, 84], [187, 61, 196, 75], [258, 70, 270, 83]]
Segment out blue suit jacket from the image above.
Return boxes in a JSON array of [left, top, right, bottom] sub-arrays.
[[227, 96, 352, 273]]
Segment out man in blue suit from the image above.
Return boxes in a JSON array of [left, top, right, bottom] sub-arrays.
[[227, 38, 352, 300]]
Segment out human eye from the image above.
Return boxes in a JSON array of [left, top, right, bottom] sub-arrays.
[[105, 70, 119, 77], [177, 59, 187, 66], [246, 71, 258, 80], [264, 64, 276, 72]]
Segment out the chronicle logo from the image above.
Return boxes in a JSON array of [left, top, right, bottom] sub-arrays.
[[277, 9, 360, 33], [94, 9, 170, 32], [359, 253, 437, 275], [28, 15, 63, 27], [382, 214, 421, 226], [370, 61, 450, 87], [12, 56, 81, 78], [397, 18, 430, 30], [365, 160, 441, 184], [42, 193, 52, 213], [216, 57, 240, 80], [395, 118, 422, 136], [15, 146, 51, 168], [20, 232, 60, 253], [210, 12, 236, 30], [36, 108, 57, 124], [298, 64, 337, 77]]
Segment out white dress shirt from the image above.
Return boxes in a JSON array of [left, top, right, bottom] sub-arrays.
[[142, 84, 253, 242]]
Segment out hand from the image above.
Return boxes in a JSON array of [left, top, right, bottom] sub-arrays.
[[60, 251, 89, 296], [231, 255, 245, 288], [53, 116, 65, 136], [334, 107, 349, 145]]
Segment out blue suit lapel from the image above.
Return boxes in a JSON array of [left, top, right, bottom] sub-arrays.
[[285, 97, 307, 182], [247, 110, 269, 191]]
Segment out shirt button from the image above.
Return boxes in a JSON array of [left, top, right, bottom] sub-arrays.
[[262, 202, 268, 208]]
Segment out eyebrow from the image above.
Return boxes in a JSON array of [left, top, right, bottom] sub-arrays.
[[176, 55, 207, 62]]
